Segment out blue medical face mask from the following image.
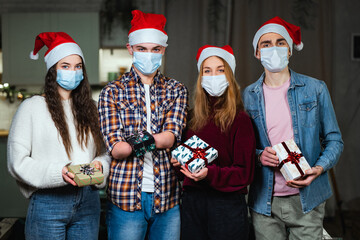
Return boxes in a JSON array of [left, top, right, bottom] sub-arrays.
[[132, 51, 162, 75], [260, 46, 289, 72], [56, 69, 84, 90], [201, 74, 229, 97]]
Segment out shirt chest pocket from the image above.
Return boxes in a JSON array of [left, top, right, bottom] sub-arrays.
[[157, 99, 174, 123], [298, 100, 318, 127], [118, 100, 141, 134]]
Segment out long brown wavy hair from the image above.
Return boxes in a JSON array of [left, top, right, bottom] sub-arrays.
[[189, 57, 244, 133], [44, 61, 104, 159]]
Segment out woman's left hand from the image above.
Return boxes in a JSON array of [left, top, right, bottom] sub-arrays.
[[62, 166, 77, 186], [180, 166, 208, 182], [92, 160, 103, 173]]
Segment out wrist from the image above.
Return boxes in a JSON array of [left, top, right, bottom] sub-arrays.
[[257, 151, 263, 166], [314, 165, 324, 174]]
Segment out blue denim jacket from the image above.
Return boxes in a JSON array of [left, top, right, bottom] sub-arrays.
[[243, 69, 343, 215]]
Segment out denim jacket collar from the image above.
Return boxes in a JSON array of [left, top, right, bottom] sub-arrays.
[[251, 69, 305, 94]]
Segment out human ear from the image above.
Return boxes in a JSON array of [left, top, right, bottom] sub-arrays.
[[126, 43, 133, 55], [255, 48, 261, 60]]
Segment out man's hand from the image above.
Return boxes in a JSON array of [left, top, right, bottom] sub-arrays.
[[286, 166, 324, 188], [259, 147, 279, 167], [180, 166, 208, 182]]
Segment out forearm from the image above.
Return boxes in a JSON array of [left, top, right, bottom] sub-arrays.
[[111, 141, 133, 159], [153, 131, 175, 149]]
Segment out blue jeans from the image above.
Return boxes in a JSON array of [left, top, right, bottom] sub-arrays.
[[25, 185, 100, 240], [106, 192, 180, 240]]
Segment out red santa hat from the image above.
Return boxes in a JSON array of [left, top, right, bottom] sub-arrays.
[[128, 10, 168, 47], [252, 16, 303, 56], [196, 45, 236, 73], [29, 32, 84, 70]]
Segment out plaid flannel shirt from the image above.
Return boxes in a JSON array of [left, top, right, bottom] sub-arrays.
[[98, 67, 188, 213]]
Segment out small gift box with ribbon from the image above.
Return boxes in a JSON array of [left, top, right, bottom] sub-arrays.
[[67, 163, 104, 187], [171, 135, 218, 173], [272, 139, 311, 181], [126, 130, 156, 157]]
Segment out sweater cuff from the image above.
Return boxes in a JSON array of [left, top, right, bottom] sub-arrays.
[[49, 162, 70, 187]]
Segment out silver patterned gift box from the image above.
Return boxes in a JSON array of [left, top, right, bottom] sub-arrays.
[[272, 139, 311, 181], [171, 135, 218, 173]]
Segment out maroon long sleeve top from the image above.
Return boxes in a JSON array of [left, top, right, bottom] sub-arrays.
[[182, 108, 256, 194]]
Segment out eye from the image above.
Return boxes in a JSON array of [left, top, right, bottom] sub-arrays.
[[218, 68, 225, 73], [75, 65, 82, 69], [61, 65, 69, 69]]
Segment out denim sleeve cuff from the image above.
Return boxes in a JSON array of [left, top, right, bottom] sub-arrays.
[[314, 157, 330, 172]]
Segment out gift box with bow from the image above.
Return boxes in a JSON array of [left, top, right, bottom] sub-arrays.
[[67, 163, 104, 187], [272, 139, 311, 181], [171, 135, 218, 173], [126, 130, 156, 157]]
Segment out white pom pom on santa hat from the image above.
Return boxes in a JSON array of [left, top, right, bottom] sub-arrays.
[[294, 41, 304, 51], [29, 51, 39, 60]]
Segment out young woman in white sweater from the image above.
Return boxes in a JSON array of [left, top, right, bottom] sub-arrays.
[[7, 32, 111, 240]]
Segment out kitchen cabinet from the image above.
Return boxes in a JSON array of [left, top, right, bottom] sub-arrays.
[[2, 12, 99, 85], [0, 136, 29, 217]]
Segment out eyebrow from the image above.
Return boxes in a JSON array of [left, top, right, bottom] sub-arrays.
[[59, 62, 82, 65], [203, 65, 225, 69], [259, 38, 286, 45], [276, 38, 286, 43], [135, 45, 162, 50]]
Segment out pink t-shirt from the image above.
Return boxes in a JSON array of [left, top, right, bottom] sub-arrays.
[[263, 79, 299, 196]]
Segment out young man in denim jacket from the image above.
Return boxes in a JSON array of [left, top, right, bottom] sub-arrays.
[[243, 16, 343, 240]]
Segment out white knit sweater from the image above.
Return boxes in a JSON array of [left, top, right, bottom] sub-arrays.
[[7, 96, 111, 198]]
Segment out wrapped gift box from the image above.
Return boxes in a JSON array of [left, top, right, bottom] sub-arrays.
[[126, 130, 156, 157], [68, 163, 104, 187], [171, 135, 218, 173], [272, 139, 311, 181]]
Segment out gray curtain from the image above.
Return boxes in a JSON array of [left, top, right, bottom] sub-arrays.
[[164, 0, 333, 101]]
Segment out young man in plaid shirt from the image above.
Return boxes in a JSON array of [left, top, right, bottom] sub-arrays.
[[98, 10, 188, 240]]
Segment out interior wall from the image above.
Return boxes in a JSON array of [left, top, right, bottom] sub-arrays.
[[332, 0, 360, 211]]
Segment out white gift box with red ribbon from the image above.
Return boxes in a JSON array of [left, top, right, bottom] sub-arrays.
[[272, 139, 311, 181]]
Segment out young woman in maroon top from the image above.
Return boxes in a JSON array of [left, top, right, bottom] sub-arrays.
[[171, 45, 256, 240]]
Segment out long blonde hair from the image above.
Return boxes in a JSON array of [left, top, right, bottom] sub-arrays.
[[189, 57, 244, 133]]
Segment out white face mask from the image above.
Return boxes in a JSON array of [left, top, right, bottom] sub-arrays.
[[260, 46, 289, 73], [201, 75, 229, 97], [133, 51, 162, 75]]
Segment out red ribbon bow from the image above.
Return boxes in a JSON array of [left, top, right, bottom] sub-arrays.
[[278, 142, 304, 176], [181, 143, 210, 171]]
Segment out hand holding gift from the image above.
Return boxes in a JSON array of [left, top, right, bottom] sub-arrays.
[[67, 163, 104, 187], [272, 139, 311, 181], [171, 135, 218, 174]]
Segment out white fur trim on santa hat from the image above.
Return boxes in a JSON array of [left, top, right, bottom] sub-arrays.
[[29, 51, 39, 60], [129, 28, 168, 47], [294, 41, 304, 51], [197, 47, 236, 73], [44, 42, 84, 70], [252, 23, 293, 56]]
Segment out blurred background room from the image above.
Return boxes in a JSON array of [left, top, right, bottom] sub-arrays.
[[0, 0, 359, 239]]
